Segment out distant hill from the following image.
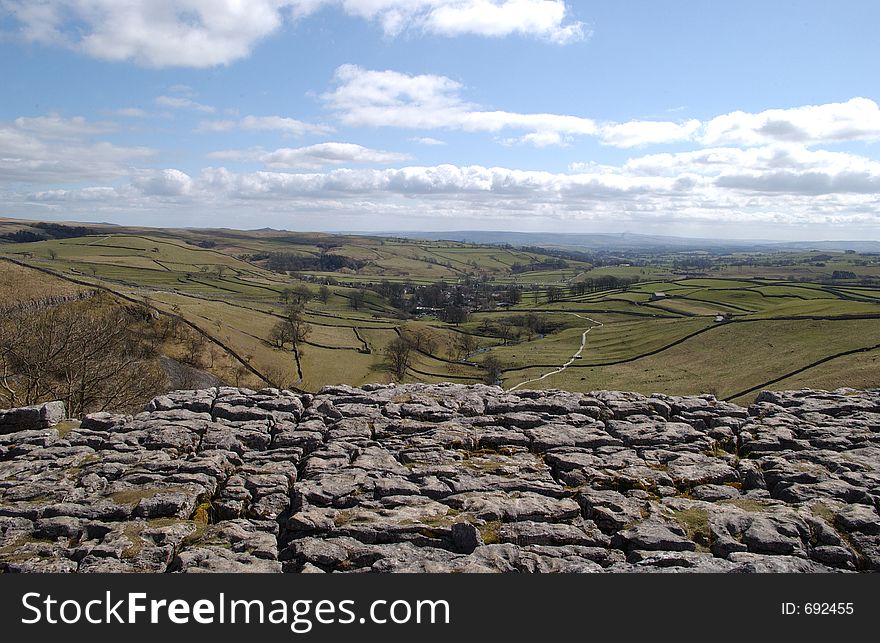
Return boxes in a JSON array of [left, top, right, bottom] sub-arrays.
[[375, 230, 766, 252], [377, 230, 880, 253], [764, 240, 880, 253]]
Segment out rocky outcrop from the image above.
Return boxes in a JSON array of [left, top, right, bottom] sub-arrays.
[[0, 384, 878, 573], [0, 401, 66, 433]]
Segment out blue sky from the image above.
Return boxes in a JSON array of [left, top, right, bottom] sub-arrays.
[[1, 0, 879, 240]]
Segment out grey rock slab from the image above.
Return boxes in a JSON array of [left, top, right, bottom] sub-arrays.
[[0, 401, 66, 432], [444, 491, 581, 523], [612, 520, 697, 553], [525, 422, 621, 452], [836, 504, 880, 535], [726, 551, 838, 573], [497, 520, 608, 547], [174, 547, 282, 573]]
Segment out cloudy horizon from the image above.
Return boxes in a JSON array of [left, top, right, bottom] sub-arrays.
[[1, 1, 879, 241]]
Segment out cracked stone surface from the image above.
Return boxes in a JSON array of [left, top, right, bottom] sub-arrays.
[[1, 384, 878, 573]]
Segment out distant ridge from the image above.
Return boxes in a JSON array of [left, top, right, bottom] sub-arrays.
[[370, 230, 880, 253]]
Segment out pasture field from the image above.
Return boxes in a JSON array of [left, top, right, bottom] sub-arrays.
[[508, 318, 880, 399], [0, 260, 89, 305], [2, 219, 879, 403], [761, 348, 880, 399]]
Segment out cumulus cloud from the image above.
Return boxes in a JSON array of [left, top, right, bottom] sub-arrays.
[[193, 164, 674, 200], [208, 142, 411, 169], [132, 168, 193, 196], [28, 186, 125, 203], [331, 0, 587, 43], [197, 115, 333, 137], [5, 95, 880, 234], [17, 153, 880, 233], [1, 0, 286, 68], [622, 144, 880, 195], [0, 116, 154, 183], [322, 64, 597, 144], [700, 97, 880, 146], [324, 69, 880, 151], [599, 119, 702, 148], [1, 0, 585, 68]]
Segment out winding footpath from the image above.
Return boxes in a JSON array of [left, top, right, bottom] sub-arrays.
[[507, 313, 604, 391]]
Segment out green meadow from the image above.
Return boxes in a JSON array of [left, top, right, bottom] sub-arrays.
[[2, 218, 879, 399]]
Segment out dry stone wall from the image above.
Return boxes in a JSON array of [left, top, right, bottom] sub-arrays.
[[1, 384, 878, 573]]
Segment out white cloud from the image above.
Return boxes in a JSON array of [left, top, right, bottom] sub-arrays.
[[132, 169, 193, 196], [1, 0, 287, 68], [701, 97, 880, 146], [622, 144, 880, 190], [208, 142, 411, 169], [13, 113, 116, 138], [5, 96, 880, 235], [156, 95, 215, 113], [599, 119, 701, 148], [322, 64, 597, 144], [411, 137, 447, 146], [336, 0, 587, 44], [1, 1, 585, 68], [197, 115, 333, 136], [28, 186, 125, 203], [505, 131, 569, 147], [17, 153, 880, 232], [0, 116, 154, 183], [323, 64, 880, 150]]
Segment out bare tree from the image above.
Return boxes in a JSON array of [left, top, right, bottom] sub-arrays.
[[454, 332, 478, 361], [384, 336, 413, 380], [482, 355, 504, 385], [285, 304, 311, 343], [268, 320, 291, 348], [280, 285, 313, 306], [349, 289, 366, 310], [269, 304, 311, 349], [181, 331, 207, 367], [0, 296, 167, 416], [497, 318, 516, 345], [318, 285, 331, 304], [206, 344, 220, 369], [402, 328, 437, 355]]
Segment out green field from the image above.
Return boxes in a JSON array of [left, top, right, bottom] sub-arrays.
[[2, 217, 879, 403]]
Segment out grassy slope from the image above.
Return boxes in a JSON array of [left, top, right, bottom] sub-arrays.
[[513, 319, 880, 398]]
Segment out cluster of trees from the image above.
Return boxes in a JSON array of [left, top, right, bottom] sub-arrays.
[[371, 274, 637, 316], [672, 257, 714, 270], [374, 278, 522, 318], [383, 330, 502, 385], [570, 275, 639, 295], [374, 280, 472, 322], [511, 258, 568, 273], [0, 296, 167, 416], [185, 239, 217, 249], [477, 313, 565, 345], [0, 223, 97, 243], [269, 288, 313, 350], [265, 251, 365, 273], [1, 230, 45, 243]]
